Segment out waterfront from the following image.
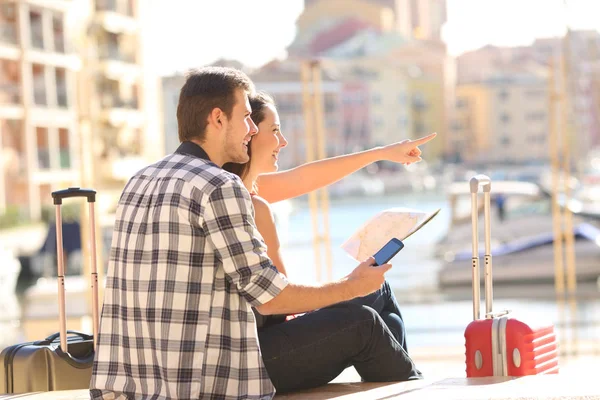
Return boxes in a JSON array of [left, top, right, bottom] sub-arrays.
[[1, 188, 599, 369]]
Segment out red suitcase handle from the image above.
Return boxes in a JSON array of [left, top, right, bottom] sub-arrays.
[[51, 187, 100, 354], [469, 175, 493, 321]]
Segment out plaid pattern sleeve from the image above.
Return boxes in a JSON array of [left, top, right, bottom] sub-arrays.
[[89, 154, 288, 400], [203, 178, 288, 307]]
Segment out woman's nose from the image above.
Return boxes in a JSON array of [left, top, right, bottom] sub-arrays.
[[279, 133, 288, 148]]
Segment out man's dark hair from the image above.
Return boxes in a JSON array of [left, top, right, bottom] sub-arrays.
[[177, 66, 255, 143], [223, 91, 275, 190]]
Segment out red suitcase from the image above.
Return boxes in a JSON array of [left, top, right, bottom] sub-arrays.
[[464, 175, 559, 377]]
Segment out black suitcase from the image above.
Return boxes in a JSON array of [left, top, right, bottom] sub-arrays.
[[0, 188, 100, 394]]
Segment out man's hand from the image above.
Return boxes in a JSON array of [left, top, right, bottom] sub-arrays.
[[380, 132, 437, 166], [345, 257, 392, 298]]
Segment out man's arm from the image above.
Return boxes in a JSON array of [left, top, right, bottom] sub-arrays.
[[256, 133, 437, 204], [203, 178, 288, 307], [203, 177, 391, 314], [255, 257, 391, 315]]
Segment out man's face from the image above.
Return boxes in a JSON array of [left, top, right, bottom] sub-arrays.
[[223, 89, 258, 164]]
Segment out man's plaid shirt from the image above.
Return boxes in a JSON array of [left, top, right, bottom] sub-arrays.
[[90, 142, 288, 400]]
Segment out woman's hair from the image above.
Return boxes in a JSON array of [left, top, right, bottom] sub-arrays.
[[223, 91, 275, 193]]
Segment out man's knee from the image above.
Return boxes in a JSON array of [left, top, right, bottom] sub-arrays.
[[335, 303, 380, 326]]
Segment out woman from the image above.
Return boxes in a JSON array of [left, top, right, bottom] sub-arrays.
[[223, 92, 434, 391]]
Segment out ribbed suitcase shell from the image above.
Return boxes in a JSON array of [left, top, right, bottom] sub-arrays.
[[463, 175, 559, 378]]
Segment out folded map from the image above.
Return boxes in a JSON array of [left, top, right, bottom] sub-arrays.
[[341, 207, 440, 261]]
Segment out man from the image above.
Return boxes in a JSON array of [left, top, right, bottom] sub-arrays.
[[90, 66, 415, 400]]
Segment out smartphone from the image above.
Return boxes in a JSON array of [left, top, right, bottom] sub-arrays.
[[373, 238, 405, 266]]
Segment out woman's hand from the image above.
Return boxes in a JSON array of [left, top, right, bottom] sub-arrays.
[[379, 132, 437, 165]]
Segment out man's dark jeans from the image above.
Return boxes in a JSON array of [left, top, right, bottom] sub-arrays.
[[258, 282, 421, 393]]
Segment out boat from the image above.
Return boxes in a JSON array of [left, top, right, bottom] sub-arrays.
[[436, 180, 600, 288]]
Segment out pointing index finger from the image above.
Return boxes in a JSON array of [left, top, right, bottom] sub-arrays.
[[411, 132, 437, 146]]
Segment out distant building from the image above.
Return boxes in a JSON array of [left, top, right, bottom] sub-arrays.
[[161, 75, 184, 155], [0, 0, 162, 219], [249, 60, 344, 170], [455, 31, 600, 164], [454, 67, 550, 164], [292, 0, 447, 57]]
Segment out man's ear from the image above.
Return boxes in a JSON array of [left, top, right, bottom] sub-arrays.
[[208, 107, 224, 130]]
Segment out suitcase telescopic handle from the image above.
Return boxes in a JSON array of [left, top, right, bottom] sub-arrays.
[[51, 187, 100, 354], [52, 187, 96, 205], [469, 175, 493, 321]]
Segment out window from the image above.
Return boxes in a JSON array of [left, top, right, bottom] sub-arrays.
[[32, 64, 47, 106], [498, 90, 509, 101], [52, 14, 65, 53], [58, 128, 70, 168], [525, 90, 544, 98], [56, 68, 67, 107], [0, 3, 18, 45], [29, 9, 44, 50], [0, 59, 21, 104], [456, 97, 468, 108], [36, 127, 50, 169], [398, 93, 406, 105], [526, 112, 545, 121], [500, 113, 511, 124], [372, 93, 381, 105]]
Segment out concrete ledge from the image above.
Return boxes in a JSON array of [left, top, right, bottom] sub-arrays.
[[1, 375, 598, 399], [278, 374, 600, 399]]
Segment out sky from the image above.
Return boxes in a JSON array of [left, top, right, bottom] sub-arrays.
[[147, 0, 600, 77]]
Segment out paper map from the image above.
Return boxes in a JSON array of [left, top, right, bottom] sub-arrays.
[[341, 207, 441, 261]]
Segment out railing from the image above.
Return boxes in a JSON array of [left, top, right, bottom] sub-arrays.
[[98, 45, 136, 63], [100, 95, 138, 109], [96, 0, 134, 16], [95, 0, 117, 13]]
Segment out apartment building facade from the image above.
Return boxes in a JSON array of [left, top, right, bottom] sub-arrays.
[[0, 0, 81, 219], [454, 70, 550, 164], [0, 0, 162, 220]]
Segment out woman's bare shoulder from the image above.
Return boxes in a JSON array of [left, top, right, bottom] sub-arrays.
[[251, 194, 274, 217]]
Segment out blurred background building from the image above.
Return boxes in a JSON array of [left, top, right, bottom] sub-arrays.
[[0, 0, 162, 221]]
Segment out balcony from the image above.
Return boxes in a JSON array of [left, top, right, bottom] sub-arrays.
[[101, 94, 138, 110], [96, 0, 135, 16], [99, 45, 135, 63], [100, 95, 143, 127], [96, 0, 118, 13], [95, 0, 138, 34]]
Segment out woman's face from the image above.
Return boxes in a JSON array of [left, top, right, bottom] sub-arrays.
[[250, 104, 288, 174]]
